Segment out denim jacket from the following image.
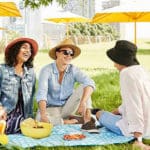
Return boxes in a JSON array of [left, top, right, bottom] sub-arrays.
[[0, 64, 36, 118]]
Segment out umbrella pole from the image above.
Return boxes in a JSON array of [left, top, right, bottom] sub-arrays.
[[134, 22, 136, 44], [66, 23, 69, 39]]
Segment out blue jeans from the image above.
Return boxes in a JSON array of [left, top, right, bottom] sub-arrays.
[[98, 111, 123, 135]]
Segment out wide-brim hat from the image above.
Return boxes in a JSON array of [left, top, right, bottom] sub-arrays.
[[49, 38, 81, 60], [106, 40, 139, 66], [5, 37, 38, 57]]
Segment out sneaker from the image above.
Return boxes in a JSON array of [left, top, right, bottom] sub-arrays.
[[81, 117, 100, 133]]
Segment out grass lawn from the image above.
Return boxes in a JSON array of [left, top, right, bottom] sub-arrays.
[[0, 40, 150, 149]]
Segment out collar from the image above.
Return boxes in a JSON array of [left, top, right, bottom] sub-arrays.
[[9, 65, 30, 76], [52, 62, 70, 74]]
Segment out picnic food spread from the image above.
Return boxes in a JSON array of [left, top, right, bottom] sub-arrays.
[[20, 118, 53, 139], [0, 120, 8, 145], [63, 132, 86, 140]]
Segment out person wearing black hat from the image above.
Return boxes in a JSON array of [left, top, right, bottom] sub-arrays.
[[0, 37, 38, 134], [96, 40, 150, 149], [36, 38, 96, 127]]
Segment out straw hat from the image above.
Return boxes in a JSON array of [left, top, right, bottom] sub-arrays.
[[5, 37, 38, 57], [49, 38, 81, 60]]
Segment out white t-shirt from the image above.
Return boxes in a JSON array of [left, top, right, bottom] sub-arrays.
[[116, 65, 150, 137]]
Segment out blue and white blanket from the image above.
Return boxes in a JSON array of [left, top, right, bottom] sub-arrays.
[[8, 124, 134, 148]]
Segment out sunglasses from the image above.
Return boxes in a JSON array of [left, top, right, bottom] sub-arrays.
[[59, 50, 74, 57]]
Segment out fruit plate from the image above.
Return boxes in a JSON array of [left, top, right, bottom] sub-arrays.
[[63, 132, 86, 140]]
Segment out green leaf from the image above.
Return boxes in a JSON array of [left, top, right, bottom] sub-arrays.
[[24, 0, 68, 9]]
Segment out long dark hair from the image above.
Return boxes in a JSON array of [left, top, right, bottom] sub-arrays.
[[5, 41, 34, 68]]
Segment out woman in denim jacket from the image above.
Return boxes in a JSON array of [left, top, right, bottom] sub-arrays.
[[0, 37, 38, 134]]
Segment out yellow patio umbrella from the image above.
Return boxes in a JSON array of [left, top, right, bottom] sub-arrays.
[[45, 10, 90, 38], [92, 1, 150, 44], [0, 2, 21, 17]]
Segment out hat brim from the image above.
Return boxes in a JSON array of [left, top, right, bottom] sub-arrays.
[[5, 37, 38, 57], [49, 44, 81, 60], [107, 48, 139, 66]]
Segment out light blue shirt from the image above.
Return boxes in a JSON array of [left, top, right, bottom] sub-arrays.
[[36, 62, 95, 106]]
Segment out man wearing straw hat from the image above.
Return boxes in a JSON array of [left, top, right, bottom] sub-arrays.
[[36, 38, 96, 126]]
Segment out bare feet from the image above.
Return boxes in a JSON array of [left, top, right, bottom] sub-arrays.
[[64, 119, 78, 124], [133, 141, 150, 150]]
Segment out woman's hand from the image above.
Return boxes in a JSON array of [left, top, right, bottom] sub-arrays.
[[112, 108, 120, 115], [0, 106, 7, 120], [133, 141, 150, 150]]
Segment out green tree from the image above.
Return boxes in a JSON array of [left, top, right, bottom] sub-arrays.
[[24, 0, 68, 9], [69, 23, 119, 40]]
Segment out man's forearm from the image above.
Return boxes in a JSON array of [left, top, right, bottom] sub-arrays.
[[80, 86, 93, 103]]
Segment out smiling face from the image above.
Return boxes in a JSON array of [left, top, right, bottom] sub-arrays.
[[16, 42, 32, 64], [56, 47, 74, 65]]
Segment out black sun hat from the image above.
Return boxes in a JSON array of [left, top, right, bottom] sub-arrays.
[[106, 40, 139, 66]]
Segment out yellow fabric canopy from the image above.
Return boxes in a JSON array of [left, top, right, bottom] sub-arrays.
[[45, 11, 90, 23], [0, 2, 21, 17], [92, 1, 150, 44], [45, 11, 90, 38]]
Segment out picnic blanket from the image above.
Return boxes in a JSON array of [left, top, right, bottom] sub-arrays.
[[8, 124, 134, 148]]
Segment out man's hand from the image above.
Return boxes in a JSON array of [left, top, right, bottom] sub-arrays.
[[40, 113, 49, 123], [0, 106, 7, 120], [77, 102, 91, 123], [133, 141, 150, 150], [38, 100, 49, 122], [77, 101, 86, 116]]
